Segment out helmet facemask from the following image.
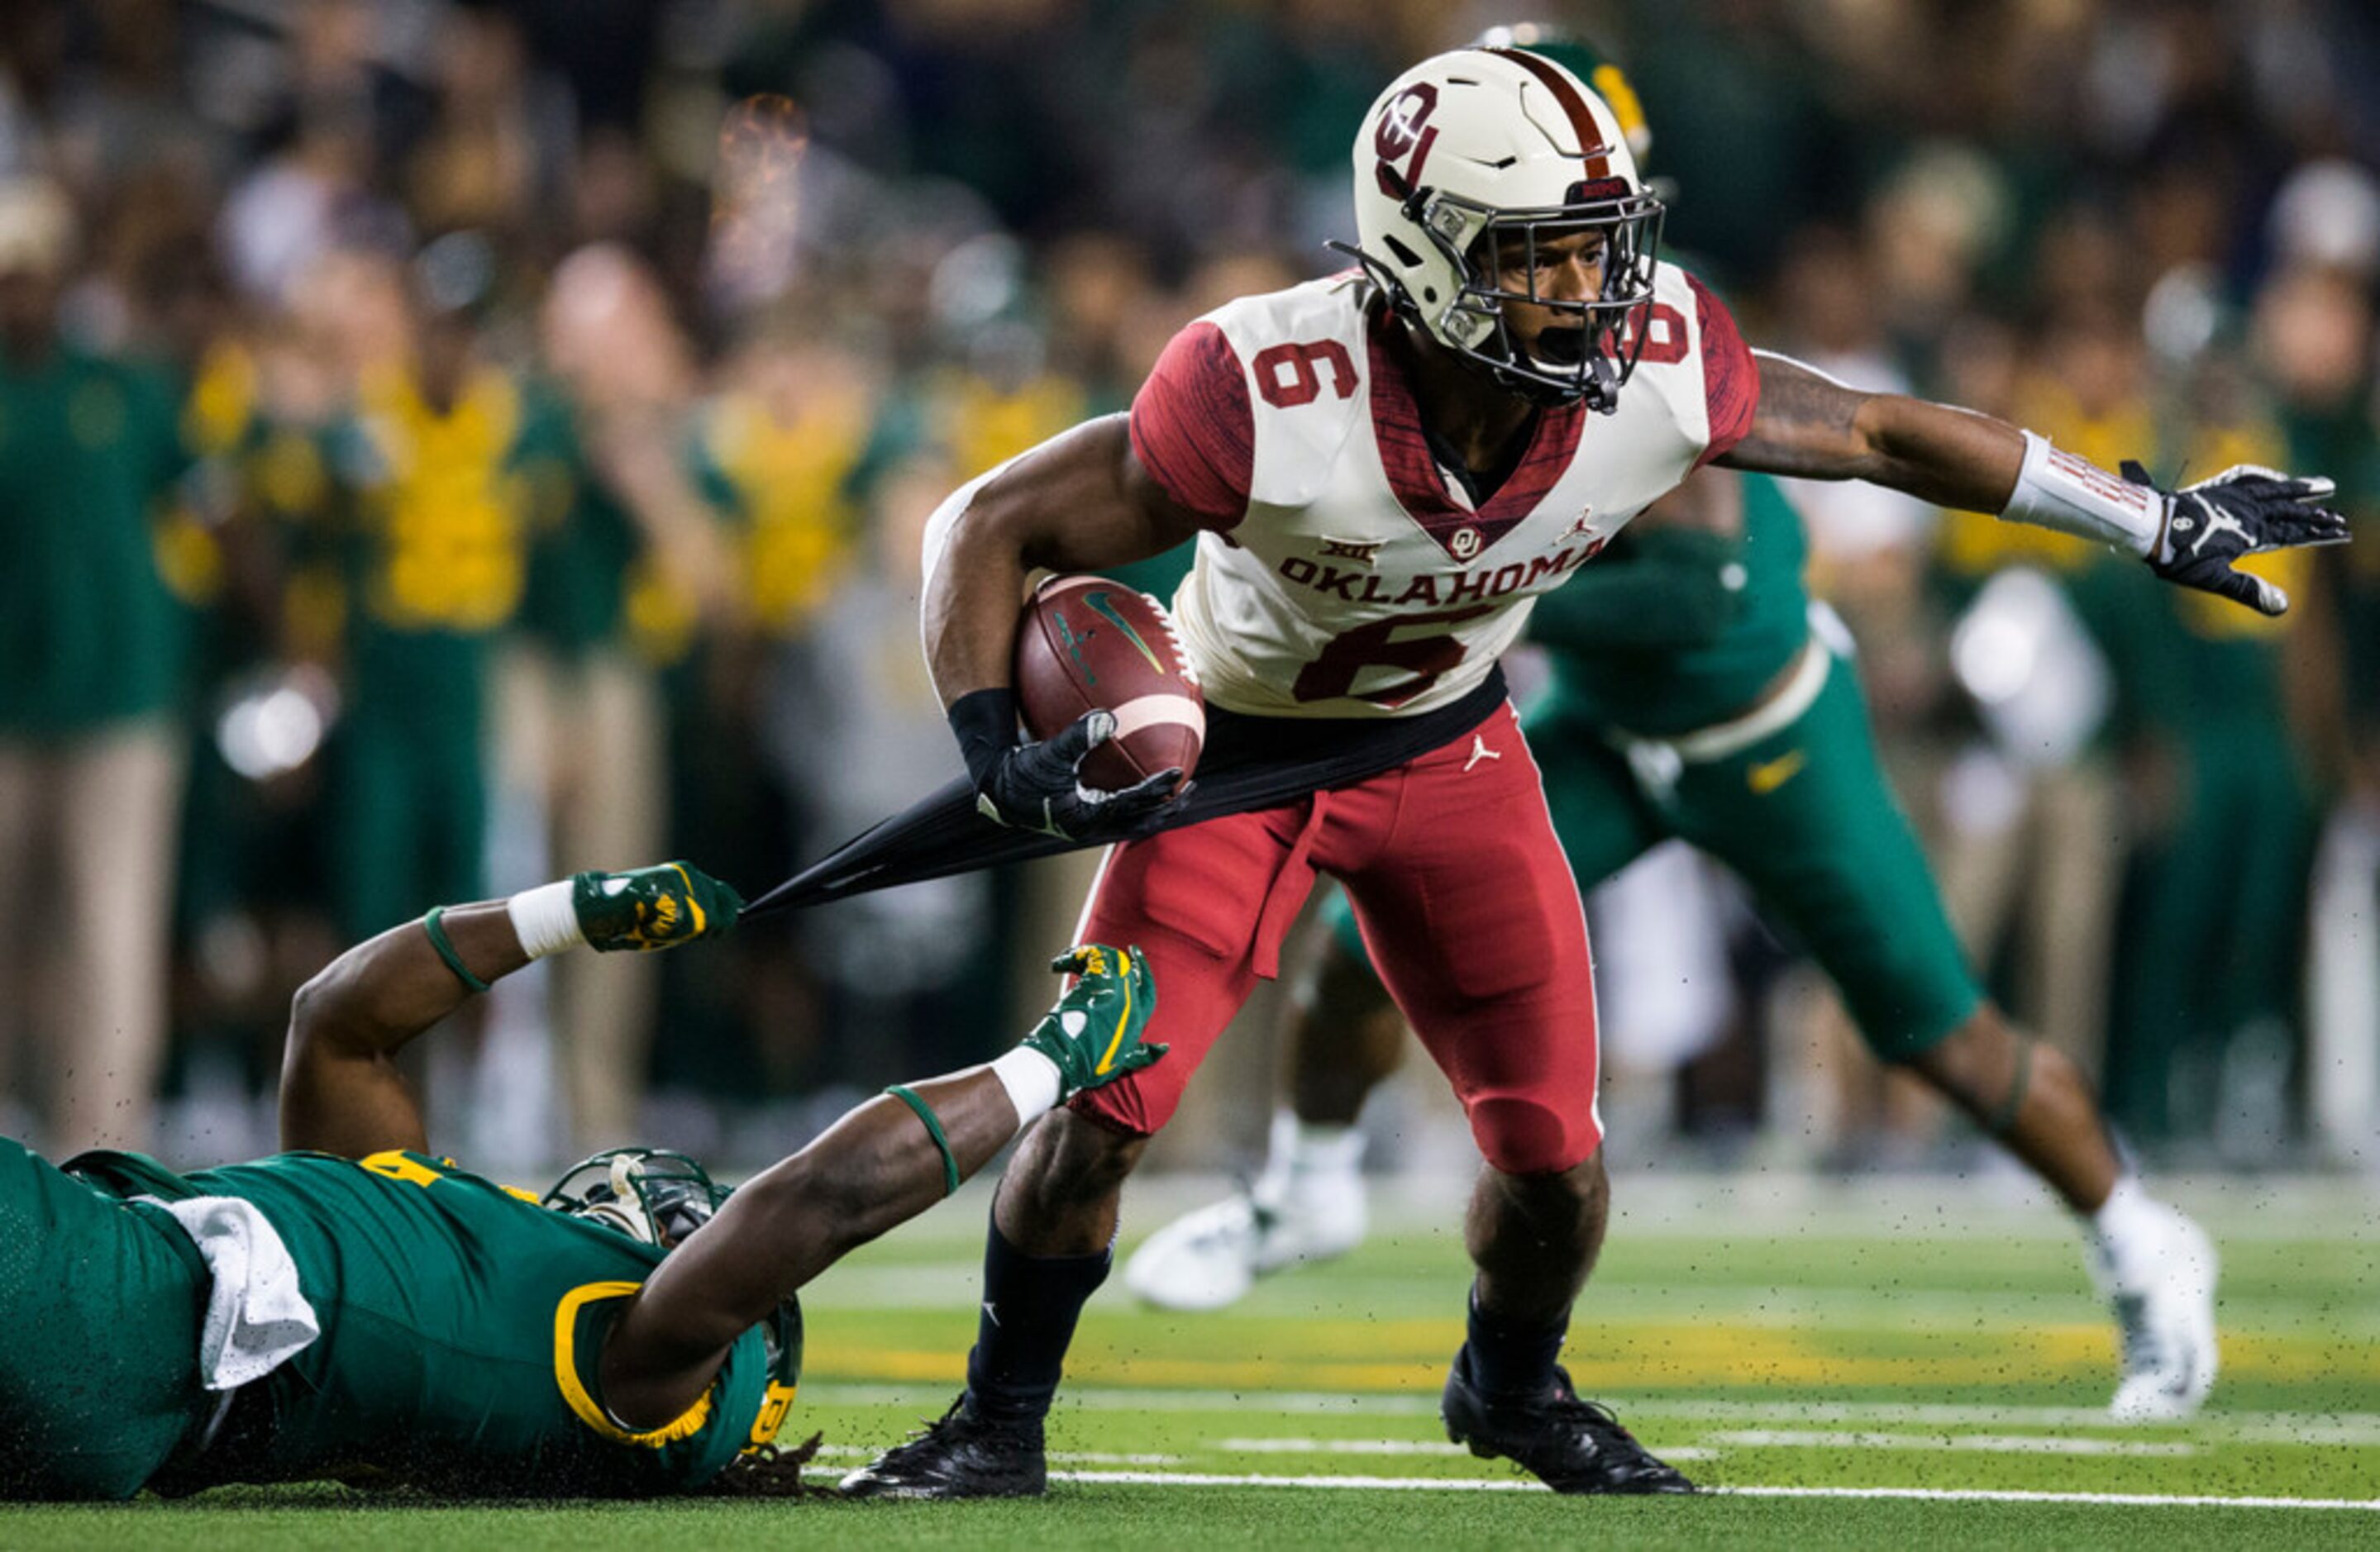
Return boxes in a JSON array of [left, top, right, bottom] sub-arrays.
[[1420, 185, 1665, 410], [546, 1148, 727, 1247], [546, 1148, 805, 1395]]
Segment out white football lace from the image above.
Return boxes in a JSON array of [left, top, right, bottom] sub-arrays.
[[1142, 590, 1201, 688]]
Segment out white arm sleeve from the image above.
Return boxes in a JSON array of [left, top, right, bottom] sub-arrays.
[[1999, 431, 2163, 558]]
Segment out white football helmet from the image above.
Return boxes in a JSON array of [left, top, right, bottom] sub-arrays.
[[1343, 46, 1664, 412]]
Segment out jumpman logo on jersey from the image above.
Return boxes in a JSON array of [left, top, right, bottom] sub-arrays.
[[1464, 736, 1501, 772]]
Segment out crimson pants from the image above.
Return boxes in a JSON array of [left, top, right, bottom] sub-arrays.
[[1071, 703, 1603, 1175]]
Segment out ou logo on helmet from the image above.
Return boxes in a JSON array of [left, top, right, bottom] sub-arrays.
[[1375, 83, 1440, 198]]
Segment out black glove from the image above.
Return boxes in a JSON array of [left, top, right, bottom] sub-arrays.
[[949, 689, 1184, 843], [2123, 461, 2349, 617]]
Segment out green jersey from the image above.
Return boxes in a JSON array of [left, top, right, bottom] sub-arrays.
[[1535, 471, 1811, 737], [518, 398, 652, 660], [0, 339, 190, 735], [71, 1149, 786, 1497], [296, 365, 551, 738]]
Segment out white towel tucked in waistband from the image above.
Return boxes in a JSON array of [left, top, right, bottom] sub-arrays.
[[136, 1194, 322, 1391]]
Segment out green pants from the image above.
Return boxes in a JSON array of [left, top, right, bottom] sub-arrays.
[[0, 1139, 209, 1499], [328, 704, 486, 941], [2106, 723, 2313, 1140], [1333, 651, 1982, 1060]]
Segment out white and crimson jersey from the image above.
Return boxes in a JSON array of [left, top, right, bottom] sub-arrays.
[[1128, 264, 1758, 718]]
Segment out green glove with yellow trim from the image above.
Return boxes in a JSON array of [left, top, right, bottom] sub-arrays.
[[1021, 944, 1163, 1099], [571, 862, 743, 952]]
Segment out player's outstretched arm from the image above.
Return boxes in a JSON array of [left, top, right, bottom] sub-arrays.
[[928, 414, 1210, 840], [599, 945, 1162, 1431], [279, 863, 742, 1158], [1720, 351, 2349, 615]]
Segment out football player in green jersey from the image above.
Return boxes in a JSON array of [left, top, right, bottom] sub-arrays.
[[2, 859, 1161, 1500], [1124, 26, 2218, 1426]]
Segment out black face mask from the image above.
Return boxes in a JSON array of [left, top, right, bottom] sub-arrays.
[[1342, 184, 1666, 414]]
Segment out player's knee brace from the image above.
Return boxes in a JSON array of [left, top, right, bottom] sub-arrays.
[[1467, 1096, 1599, 1177]]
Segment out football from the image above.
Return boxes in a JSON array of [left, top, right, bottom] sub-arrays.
[[1014, 575, 1204, 794]]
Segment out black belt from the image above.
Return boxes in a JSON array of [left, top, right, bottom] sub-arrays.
[[747, 666, 1507, 914]]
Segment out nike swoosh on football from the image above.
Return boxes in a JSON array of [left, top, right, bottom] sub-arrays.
[[1083, 590, 1168, 674]]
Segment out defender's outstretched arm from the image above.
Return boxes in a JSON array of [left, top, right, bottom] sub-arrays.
[[599, 946, 1165, 1430], [1720, 352, 2348, 614], [279, 864, 742, 1158]]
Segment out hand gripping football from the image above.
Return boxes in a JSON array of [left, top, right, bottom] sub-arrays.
[[1014, 576, 1204, 794]]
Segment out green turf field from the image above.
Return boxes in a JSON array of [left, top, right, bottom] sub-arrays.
[[7, 1174, 2375, 1548]]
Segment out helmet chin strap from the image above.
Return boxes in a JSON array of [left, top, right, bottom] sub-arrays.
[[1326, 239, 1421, 326], [1576, 352, 1623, 414], [1477, 327, 1622, 412]]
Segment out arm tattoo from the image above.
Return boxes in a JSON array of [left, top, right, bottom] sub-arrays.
[[1725, 350, 2026, 511], [1719, 351, 1875, 480]]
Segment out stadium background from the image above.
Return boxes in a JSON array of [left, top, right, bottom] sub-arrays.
[[2, 0, 2377, 1194]]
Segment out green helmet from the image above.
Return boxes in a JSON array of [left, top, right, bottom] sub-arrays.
[[546, 1148, 805, 1397], [1472, 22, 1653, 166]]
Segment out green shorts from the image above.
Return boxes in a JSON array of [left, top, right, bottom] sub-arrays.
[[0, 1139, 211, 1499], [1333, 650, 1982, 1060]]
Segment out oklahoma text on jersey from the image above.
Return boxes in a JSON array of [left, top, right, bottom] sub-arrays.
[[1128, 259, 1757, 718]]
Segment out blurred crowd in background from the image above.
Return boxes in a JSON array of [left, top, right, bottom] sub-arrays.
[[2, 0, 2378, 1180]]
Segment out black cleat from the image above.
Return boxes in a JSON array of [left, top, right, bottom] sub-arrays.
[[838, 1393, 1047, 1500], [1442, 1348, 1696, 1495]]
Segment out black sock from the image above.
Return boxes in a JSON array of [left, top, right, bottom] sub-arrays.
[[965, 1213, 1112, 1423], [1465, 1288, 1567, 1399]]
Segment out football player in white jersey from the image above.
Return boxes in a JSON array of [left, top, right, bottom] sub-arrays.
[[1123, 30, 2222, 1431], [844, 46, 2344, 1499]]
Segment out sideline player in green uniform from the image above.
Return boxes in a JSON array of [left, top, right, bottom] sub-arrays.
[[1124, 27, 2219, 1426], [2, 859, 1162, 1499], [311, 236, 550, 942]]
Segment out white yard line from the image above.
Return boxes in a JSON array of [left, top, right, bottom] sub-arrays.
[[1703, 1430, 2196, 1456], [1214, 1438, 1715, 1463], [823, 1382, 2380, 1440], [1209, 1429, 2194, 1459], [1722, 1485, 2380, 1511], [812, 1444, 1182, 1465], [1216, 1438, 1466, 1456], [1049, 1469, 2380, 1510]]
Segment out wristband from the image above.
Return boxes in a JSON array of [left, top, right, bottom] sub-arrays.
[[885, 1084, 961, 1197], [947, 687, 1021, 789], [991, 1045, 1064, 1121], [2000, 431, 2163, 558], [422, 907, 489, 994], [507, 880, 587, 961]]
